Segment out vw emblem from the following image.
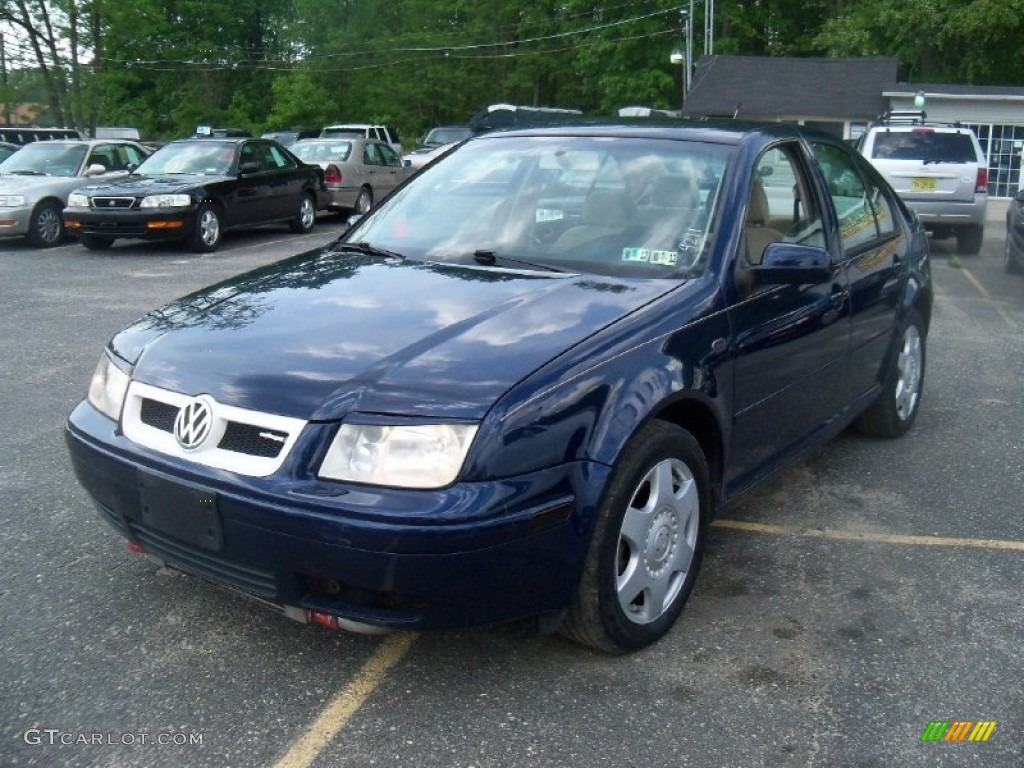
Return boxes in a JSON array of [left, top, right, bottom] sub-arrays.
[[174, 397, 214, 451]]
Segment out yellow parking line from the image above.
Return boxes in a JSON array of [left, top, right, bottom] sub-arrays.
[[959, 266, 1018, 329], [274, 632, 417, 768], [712, 519, 1024, 551]]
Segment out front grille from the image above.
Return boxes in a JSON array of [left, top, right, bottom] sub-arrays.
[[91, 196, 136, 209], [140, 398, 179, 432], [123, 382, 306, 477], [218, 422, 287, 458], [131, 524, 278, 599]]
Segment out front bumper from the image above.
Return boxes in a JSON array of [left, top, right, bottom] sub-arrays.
[[64, 206, 196, 242], [0, 204, 33, 237], [66, 401, 608, 631]]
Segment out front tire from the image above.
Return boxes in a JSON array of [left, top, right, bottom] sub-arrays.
[[560, 421, 709, 653], [27, 201, 64, 248], [187, 204, 222, 253], [855, 309, 926, 437], [289, 192, 316, 233]]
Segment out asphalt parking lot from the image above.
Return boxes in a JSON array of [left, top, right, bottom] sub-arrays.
[[0, 214, 1021, 768]]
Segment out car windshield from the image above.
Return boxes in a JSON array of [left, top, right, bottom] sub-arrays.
[[870, 131, 978, 163], [137, 142, 237, 175], [321, 128, 365, 139], [0, 142, 87, 176], [348, 135, 730, 278], [292, 141, 352, 163], [424, 127, 472, 146]]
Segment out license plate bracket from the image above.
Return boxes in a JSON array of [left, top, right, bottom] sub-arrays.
[[138, 471, 223, 551]]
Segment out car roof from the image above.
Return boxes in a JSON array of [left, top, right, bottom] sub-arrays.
[[24, 138, 144, 147], [474, 119, 816, 146]]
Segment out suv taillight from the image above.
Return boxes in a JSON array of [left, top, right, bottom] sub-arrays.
[[325, 164, 342, 185], [975, 167, 988, 194]]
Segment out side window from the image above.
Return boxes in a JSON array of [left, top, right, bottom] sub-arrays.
[[88, 145, 118, 172], [742, 143, 825, 267], [264, 144, 295, 169], [378, 144, 401, 168], [812, 142, 881, 251], [363, 143, 382, 166], [122, 145, 146, 168], [239, 142, 259, 170]]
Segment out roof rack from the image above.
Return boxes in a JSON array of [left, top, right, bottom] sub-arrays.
[[874, 109, 927, 126]]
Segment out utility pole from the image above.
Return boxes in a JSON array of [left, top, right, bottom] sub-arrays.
[[0, 33, 9, 125]]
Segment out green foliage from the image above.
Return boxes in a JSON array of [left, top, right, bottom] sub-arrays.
[[3, 0, 1024, 140]]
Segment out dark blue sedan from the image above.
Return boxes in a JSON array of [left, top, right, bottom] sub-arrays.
[[66, 122, 932, 653]]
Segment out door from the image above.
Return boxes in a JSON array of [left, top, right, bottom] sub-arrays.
[[811, 141, 908, 404], [726, 141, 852, 496]]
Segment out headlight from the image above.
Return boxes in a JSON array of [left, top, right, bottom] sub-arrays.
[[0, 194, 25, 207], [87, 353, 131, 422], [319, 423, 478, 489], [140, 194, 192, 208], [67, 193, 89, 207]]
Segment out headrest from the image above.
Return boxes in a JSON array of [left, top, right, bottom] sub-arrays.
[[746, 179, 770, 227], [582, 189, 634, 227]]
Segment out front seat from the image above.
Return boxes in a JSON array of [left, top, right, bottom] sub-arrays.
[[743, 178, 784, 265], [551, 189, 635, 254]]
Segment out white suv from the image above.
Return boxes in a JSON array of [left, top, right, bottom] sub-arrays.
[[320, 124, 402, 156], [859, 119, 988, 254]]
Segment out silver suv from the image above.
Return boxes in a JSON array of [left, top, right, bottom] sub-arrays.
[[859, 119, 987, 254]]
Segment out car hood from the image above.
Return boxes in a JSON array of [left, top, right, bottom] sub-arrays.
[[0, 174, 83, 195], [79, 173, 227, 195], [110, 250, 678, 420]]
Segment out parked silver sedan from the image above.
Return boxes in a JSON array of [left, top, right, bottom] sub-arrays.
[[0, 139, 149, 247], [291, 138, 413, 215]]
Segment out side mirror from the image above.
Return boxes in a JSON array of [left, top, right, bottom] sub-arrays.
[[85, 164, 108, 176], [1015, 189, 1024, 203], [239, 161, 260, 175], [343, 214, 362, 232], [749, 243, 832, 285], [402, 159, 412, 168]]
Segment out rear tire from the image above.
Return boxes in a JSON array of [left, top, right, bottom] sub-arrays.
[[956, 225, 983, 255], [78, 234, 113, 251], [27, 201, 64, 248], [289, 192, 316, 233], [355, 186, 373, 215], [855, 309, 926, 438], [559, 420, 709, 653]]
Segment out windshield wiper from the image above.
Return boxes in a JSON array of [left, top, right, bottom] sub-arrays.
[[332, 241, 405, 260], [472, 249, 568, 273], [8, 170, 47, 176]]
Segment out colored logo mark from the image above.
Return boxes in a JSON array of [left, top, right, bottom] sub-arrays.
[[920, 720, 997, 742]]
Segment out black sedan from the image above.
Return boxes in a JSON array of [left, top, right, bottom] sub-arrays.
[[66, 122, 931, 653], [63, 138, 323, 252]]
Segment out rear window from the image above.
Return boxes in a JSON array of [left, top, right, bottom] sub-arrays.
[[869, 131, 978, 163]]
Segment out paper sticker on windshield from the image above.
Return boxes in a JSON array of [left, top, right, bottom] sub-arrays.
[[535, 208, 564, 222], [622, 247, 678, 266]]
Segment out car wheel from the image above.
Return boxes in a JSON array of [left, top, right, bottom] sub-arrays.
[[78, 234, 114, 251], [188, 204, 222, 253], [27, 201, 64, 248], [355, 187, 373, 215], [1004, 233, 1023, 274], [559, 420, 709, 653], [956, 224, 983, 255], [854, 309, 926, 438], [289, 192, 316, 233]]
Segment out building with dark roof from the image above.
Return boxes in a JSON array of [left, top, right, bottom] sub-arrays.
[[680, 55, 1024, 198]]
